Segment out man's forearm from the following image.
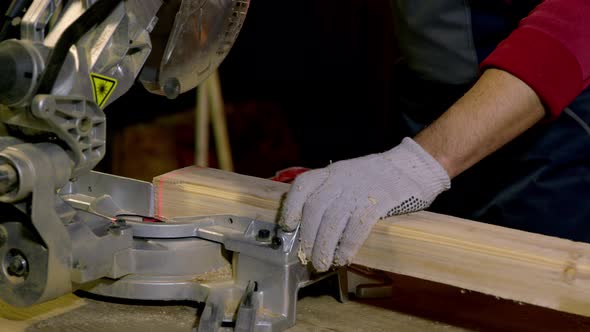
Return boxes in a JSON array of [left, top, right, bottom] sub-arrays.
[[414, 68, 545, 179]]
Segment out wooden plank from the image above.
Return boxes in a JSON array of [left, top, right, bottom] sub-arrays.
[[359, 213, 590, 316], [154, 166, 288, 222], [154, 167, 590, 317]]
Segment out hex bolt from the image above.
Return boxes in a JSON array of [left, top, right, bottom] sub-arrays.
[[163, 77, 181, 100], [0, 163, 18, 195], [79, 116, 92, 133], [7, 254, 28, 277], [270, 236, 283, 250], [257, 229, 271, 241]]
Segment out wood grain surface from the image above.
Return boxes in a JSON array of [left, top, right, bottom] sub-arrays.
[[155, 167, 590, 317]]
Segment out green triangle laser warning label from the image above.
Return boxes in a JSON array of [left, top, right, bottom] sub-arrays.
[[90, 73, 118, 108]]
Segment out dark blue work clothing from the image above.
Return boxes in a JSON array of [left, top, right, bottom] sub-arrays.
[[391, 0, 590, 241]]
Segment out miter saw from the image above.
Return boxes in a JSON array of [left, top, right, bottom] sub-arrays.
[[0, 1, 345, 331]]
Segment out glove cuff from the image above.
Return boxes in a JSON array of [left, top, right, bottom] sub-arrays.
[[394, 137, 451, 198]]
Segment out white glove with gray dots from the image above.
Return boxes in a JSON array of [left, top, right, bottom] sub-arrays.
[[280, 137, 450, 272]]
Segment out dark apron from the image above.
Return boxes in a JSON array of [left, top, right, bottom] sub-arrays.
[[395, 64, 590, 242], [391, 0, 590, 241]]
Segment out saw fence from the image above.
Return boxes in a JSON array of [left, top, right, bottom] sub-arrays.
[[154, 166, 590, 318]]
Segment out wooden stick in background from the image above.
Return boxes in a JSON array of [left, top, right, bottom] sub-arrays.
[[208, 72, 234, 171], [194, 71, 234, 171], [195, 83, 210, 167]]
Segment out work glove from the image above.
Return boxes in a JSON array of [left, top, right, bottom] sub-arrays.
[[279, 137, 450, 272]]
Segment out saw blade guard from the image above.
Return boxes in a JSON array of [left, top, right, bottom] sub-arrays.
[[153, 0, 249, 98]]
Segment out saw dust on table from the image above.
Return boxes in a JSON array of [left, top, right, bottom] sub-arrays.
[[0, 294, 85, 332], [1, 295, 469, 332], [289, 295, 468, 332], [22, 298, 199, 332], [192, 264, 233, 283]]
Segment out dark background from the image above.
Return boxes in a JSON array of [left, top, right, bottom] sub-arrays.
[[99, 0, 402, 180]]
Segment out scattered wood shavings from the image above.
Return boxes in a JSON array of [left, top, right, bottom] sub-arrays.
[[192, 265, 232, 283]]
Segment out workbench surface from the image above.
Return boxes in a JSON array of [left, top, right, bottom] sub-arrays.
[[1, 296, 466, 332], [2, 275, 589, 332]]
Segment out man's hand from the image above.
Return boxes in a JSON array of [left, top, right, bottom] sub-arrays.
[[280, 68, 544, 273], [280, 138, 450, 272]]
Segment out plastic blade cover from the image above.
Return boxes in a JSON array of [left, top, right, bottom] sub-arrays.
[[158, 0, 249, 95]]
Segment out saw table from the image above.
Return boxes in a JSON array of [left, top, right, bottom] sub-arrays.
[[2, 274, 590, 332]]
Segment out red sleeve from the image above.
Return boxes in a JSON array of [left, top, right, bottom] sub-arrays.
[[480, 0, 590, 119]]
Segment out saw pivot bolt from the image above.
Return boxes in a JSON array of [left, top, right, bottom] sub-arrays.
[[5, 250, 28, 278], [0, 163, 18, 195], [8, 255, 27, 277]]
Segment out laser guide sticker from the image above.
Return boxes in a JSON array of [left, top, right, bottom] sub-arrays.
[[90, 73, 118, 108]]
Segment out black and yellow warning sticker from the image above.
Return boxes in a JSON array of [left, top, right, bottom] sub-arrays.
[[90, 73, 118, 108]]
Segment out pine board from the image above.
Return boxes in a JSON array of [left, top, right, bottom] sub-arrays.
[[154, 167, 590, 317]]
